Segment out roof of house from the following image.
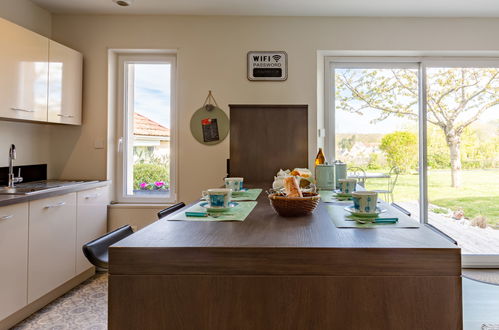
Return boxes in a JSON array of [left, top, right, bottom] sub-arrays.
[[134, 113, 170, 137]]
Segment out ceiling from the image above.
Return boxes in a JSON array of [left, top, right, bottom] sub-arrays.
[[32, 0, 499, 17]]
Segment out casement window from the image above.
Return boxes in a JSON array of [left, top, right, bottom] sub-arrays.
[[116, 53, 176, 203]]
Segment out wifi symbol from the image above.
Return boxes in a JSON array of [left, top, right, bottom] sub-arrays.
[[272, 55, 281, 62]]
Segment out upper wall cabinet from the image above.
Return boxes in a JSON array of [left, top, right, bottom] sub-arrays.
[[0, 18, 49, 122], [48, 41, 83, 125], [0, 18, 83, 125]]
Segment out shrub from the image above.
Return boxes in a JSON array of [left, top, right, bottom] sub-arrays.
[[133, 163, 169, 190], [380, 131, 418, 173]]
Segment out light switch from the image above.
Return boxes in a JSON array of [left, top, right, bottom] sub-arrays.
[[94, 139, 105, 149]]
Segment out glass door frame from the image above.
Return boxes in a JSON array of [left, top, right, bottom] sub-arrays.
[[324, 56, 499, 267]]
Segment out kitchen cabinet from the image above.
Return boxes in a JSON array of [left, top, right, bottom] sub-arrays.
[[48, 40, 83, 125], [76, 186, 109, 273], [0, 203, 29, 320], [28, 193, 77, 303], [0, 18, 49, 122]]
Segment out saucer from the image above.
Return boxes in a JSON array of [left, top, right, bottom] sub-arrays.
[[200, 201, 239, 212], [231, 188, 249, 195], [344, 205, 386, 218], [333, 190, 352, 197]]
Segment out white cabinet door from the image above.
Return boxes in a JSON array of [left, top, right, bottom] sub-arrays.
[[28, 193, 77, 303], [0, 18, 48, 122], [76, 186, 109, 273], [0, 203, 28, 320], [48, 40, 83, 125]]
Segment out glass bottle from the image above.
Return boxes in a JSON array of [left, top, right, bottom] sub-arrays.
[[315, 148, 326, 166]]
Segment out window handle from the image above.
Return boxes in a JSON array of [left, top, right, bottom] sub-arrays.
[[117, 137, 124, 153]]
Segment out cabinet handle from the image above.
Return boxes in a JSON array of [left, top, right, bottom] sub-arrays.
[[44, 201, 66, 209], [11, 107, 35, 113], [85, 193, 101, 199], [57, 114, 75, 118], [0, 215, 13, 221]]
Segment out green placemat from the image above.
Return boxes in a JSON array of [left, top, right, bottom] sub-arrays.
[[327, 204, 420, 229], [168, 201, 257, 222], [231, 189, 262, 201], [318, 190, 352, 202]]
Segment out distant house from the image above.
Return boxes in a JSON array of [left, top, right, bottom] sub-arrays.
[[133, 113, 170, 160]]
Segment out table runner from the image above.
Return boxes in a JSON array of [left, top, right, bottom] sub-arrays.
[[168, 201, 257, 222], [231, 188, 262, 201]]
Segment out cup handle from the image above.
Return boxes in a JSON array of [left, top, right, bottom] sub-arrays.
[[201, 191, 208, 200]]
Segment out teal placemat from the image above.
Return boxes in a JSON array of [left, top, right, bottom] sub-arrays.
[[327, 203, 420, 229], [231, 188, 262, 201], [168, 201, 257, 222]]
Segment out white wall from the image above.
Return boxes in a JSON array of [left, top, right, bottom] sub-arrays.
[[50, 15, 499, 202], [0, 0, 53, 169]]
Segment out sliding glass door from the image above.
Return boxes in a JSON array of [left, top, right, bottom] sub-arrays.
[[327, 58, 499, 265], [425, 63, 499, 257], [331, 62, 421, 221]]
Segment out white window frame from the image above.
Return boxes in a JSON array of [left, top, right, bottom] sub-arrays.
[[116, 52, 177, 203], [324, 56, 499, 267]]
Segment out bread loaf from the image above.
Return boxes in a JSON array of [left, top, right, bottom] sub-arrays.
[[284, 176, 303, 197]]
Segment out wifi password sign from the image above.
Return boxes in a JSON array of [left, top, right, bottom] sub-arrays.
[[247, 51, 288, 81]]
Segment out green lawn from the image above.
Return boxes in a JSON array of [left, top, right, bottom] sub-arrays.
[[364, 169, 499, 226]]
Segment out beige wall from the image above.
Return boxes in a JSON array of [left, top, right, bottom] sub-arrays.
[[0, 0, 53, 169], [49, 15, 499, 203]]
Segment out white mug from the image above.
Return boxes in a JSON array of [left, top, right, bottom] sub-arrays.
[[352, 191, 378, 214], [224, 177, 244, 192], [202, 188, 232, 208], [338, 178, 357, 194]]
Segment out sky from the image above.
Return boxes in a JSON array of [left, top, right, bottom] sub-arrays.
[[132, 63, 171, 128]]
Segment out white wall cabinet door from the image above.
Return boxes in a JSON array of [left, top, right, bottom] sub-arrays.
[[76, 186, 109, 273], [0, 18, 48, 122], [0, 203, 29, 320], [48, 40, 83, 125], [28, 193, 77, 303]]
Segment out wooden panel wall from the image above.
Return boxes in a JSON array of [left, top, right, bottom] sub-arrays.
[[229, 104, 308, 183]]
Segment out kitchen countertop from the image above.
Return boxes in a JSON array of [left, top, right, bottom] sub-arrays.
[[0, 180, 110, 207]]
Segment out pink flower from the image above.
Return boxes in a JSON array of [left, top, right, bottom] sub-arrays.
[[140, 182, 148, 189], [154, 181, 164, 188]]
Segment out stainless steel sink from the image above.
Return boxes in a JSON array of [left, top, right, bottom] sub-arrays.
[[0, 186, 53, 195], [0, 180, 93, 195]]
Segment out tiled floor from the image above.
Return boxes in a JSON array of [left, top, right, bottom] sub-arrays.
[[12, 274, 107, 330], [11, 271, 499, 330]]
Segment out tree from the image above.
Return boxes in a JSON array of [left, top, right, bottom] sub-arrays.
[[380, 131, 418, 172], [336, 68, 499, 187]]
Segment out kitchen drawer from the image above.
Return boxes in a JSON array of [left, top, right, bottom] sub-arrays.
[[28, 193, 77, 303], [0, 203, 28, 320], [76, 186, 109, 273]]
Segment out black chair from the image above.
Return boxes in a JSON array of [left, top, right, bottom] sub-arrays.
[[82, 225, 134, 271], [157, 202, 185, 219]]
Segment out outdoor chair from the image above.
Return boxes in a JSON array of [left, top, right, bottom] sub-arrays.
[[372, 166, 400, 203], [348, 166, 367, 187]]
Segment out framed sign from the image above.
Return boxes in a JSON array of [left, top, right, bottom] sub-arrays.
[[247, 51, 287, 81]]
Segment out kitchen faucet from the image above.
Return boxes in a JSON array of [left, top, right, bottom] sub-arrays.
[[8, 144, 23, 188]]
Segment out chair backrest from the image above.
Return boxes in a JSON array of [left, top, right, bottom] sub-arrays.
[[388, 166, 400, 193], [82, 225, 134, 270], [157, 202, 186, 219], [348, 166, 367, 187]]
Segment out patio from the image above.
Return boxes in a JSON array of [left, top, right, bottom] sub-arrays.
[[399, 201, 499, 255]]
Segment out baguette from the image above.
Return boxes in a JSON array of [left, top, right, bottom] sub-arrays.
[[283, 176, 303, 197]]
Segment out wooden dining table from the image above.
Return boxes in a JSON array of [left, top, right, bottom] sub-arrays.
[[108, 184, 462, 330]]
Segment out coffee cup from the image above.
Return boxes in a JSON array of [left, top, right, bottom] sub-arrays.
[[338, 178, 357, 194], [202, 188, 232, 208], [224, 177, 244, 192], [352, 191, 378, 214]]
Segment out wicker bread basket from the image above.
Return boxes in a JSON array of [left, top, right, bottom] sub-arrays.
[[268, 192, 320, 217]]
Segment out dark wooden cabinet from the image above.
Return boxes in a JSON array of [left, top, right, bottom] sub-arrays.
[[229, 104, 308, 183]]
